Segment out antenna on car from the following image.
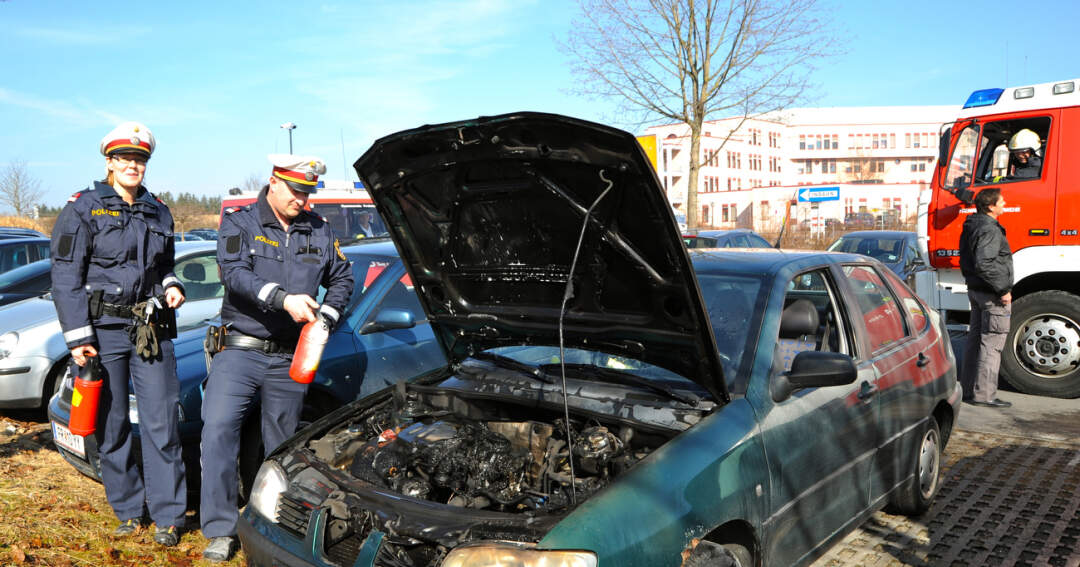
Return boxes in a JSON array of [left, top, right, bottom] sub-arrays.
[[557, 167, 615, 506]]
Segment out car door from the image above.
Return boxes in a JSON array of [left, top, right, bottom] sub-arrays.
[[346, 262, 446, 399], [760, 267, 879, 566], [837, 263, 924, 502]]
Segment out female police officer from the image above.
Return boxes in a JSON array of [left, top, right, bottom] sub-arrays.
[[51, 122, 187, 546]]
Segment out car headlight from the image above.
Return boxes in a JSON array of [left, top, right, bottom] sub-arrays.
[[0, 332, 18, 359], [249, 461, 288, 523], [442, 542, 597, 567]]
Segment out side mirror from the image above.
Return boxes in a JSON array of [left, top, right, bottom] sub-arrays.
[[360, 308, 416, 335], [771, 351, 857, 403]]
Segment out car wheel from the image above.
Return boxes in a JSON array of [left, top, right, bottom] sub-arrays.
[[683, 541, 749, 567], [1001, 291, 1080, 398], [40, 357, 71, 410], [889, 416, 941, 516]]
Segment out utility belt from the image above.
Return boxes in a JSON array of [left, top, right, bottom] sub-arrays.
[[88, 290, 177, 360], [205, 325, 295, 356]]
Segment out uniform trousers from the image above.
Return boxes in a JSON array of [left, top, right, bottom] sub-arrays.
[[95, 324, 186, 527], [961, 289, 1011, 402], [199, 348, 306, 538]]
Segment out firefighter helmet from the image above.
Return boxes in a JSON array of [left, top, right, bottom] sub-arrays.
[[1008, 129, 1040, 153]]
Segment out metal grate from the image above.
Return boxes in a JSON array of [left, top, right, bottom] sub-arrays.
[[275, 493, 312, 538]]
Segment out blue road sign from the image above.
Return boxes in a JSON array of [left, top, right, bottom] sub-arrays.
[[798, 186, 840, 203]]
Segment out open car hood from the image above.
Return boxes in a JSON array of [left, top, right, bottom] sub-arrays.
[[354, 112, 727, 400]]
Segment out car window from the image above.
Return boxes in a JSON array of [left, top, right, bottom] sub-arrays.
[[777, 268, 850, 372], [371, 274, 426, 323], [36, 243, 50, 261], [746, 234, 771, 248], [339, 253, 407, 313], [842, 265, 909, 353], [0, 243, 31, 273], [728, 235, 749, 248], [684, 236, 718, 248], [881, 268, 928, 334], [175, 252, 224, 301]]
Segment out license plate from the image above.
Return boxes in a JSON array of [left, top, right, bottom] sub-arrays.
[[51, 422, 85, 458]]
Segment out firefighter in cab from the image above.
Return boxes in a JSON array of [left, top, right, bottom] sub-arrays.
[[50, 121, 188, 547], [1007, 128, 1043, 180], [198, 154, 353, 562]]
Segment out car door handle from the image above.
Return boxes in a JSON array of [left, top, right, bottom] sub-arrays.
[[857, 382, 878, 401], [917, 353, 930, 368]]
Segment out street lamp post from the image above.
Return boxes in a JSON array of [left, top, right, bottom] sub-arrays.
[[280, 122, 297, 153]]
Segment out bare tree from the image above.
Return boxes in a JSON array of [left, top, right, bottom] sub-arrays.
[[564, 0, 835, 228], [0, 160, 46, 217], [242, 173, 265, 193]]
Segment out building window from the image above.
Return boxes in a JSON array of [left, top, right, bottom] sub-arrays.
[[830, 161, 837, 173], [832, 134, 839, 149], [905, 133, 912, 148], [890, 133, 896, 148], [799, 135, 806, 150]]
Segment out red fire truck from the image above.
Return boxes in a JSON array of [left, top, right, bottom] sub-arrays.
[[221, 180, 387, 240], [917, 77, 1080, 398]]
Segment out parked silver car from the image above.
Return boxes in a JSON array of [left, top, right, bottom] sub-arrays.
[[0, 241, 223, 409]]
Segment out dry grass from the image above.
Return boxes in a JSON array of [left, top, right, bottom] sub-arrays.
[[0, 216, 51, 236], [0, 416, 244, 566]]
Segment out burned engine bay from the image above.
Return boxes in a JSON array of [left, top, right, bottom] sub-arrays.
[[293, 379, 690, 564]]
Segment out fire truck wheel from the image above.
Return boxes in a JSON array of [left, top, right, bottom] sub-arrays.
[[1001, 290, 1080, 398]]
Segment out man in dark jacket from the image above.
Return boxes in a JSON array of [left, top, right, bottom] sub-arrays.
[[959, 187, 1013, 408]]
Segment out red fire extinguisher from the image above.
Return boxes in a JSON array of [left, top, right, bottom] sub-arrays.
[[69, 355, 104, 437], [289, 315, 330, 384]]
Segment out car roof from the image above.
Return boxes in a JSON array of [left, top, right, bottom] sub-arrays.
[[341, 239, 400, 257], [684, 228, 756, 238], [689, 247, 869, 276], [0, 236, 49, 246], [173, 240, 217, 254], [837, 230, 914, 239]]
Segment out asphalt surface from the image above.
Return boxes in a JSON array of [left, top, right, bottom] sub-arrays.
[[813, 333, 1080, 567]]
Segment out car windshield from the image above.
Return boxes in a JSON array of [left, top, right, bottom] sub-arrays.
[[0, 260, 47, 290], [697, 273, 764, 384], [828, 236, 905, 264], [480, 345, 705, 395]]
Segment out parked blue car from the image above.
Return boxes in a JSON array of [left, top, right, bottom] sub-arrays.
[[48, 239, 446, 495]]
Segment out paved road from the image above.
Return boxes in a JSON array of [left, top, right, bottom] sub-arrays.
[[813, 334, 1080, 567]]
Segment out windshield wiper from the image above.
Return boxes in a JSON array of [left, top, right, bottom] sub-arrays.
[[470, 352, 554, 384], [537, 363, 699, 406]]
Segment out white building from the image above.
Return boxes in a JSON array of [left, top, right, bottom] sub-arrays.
[[641, 105, 959, 230]]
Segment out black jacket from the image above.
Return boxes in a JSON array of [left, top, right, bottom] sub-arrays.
[[959, 212, 1013, 296]]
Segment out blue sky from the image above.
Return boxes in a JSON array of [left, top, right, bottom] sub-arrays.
[[1, 0, 1077, 209]]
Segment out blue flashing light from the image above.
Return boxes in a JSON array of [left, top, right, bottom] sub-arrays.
[[353, 181, 364, 189], [316, 180, 325, 188], [963, 88, 1004, 109]]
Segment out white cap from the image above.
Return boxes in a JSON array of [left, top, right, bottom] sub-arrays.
[[268, 154, 327, 193], [100, 121, 155, 159]]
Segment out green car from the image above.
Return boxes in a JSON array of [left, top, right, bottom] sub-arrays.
[[238, 113, 961, 567]]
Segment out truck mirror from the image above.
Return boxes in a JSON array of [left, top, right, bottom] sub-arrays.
[[938, 128, 951, 165]]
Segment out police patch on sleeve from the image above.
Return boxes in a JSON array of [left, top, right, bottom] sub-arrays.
[[225, 235, 242, 254], [334, 239, 346, 261], [57, 234, 74, 259]]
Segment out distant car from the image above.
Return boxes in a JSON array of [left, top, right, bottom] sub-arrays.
[[0, 259, 51, 306], [683, 228, 773, 249], [0, 237, 50, 274], [174, 232, 206, 241], [0, 242, 222, 410], [0, 227, 47, 239], [828, 230, 924, 284], [844, 211, 877, 229], [48, 240, 446, 496], [187, 228, 219, 240], [236, 113, 961, 567]]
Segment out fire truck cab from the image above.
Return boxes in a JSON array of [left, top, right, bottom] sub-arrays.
[[221, 180, 388, 241], [918, 78, 1080, 398]]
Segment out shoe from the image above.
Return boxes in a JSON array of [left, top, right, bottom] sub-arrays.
[[112, 518, 144, 537], [968, 398, 1012, 408], [154, 525, 180, 546], [203, 536, 237, 562]]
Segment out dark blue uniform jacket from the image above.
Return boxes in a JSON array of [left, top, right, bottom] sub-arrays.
[[218, 189, 353, 344], [51, 182, 184, 350]]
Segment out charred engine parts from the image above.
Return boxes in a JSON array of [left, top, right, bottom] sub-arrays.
[[345, 414, 644, 513]]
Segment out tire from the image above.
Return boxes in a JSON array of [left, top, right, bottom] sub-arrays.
[[39, 357, 71, 411], [889, 416, 941, 516], [683, 541, 750, 567], [1001, 290, 1080, 398]]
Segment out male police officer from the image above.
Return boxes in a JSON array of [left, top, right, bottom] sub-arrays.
[[199, 155, 353, 561]]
